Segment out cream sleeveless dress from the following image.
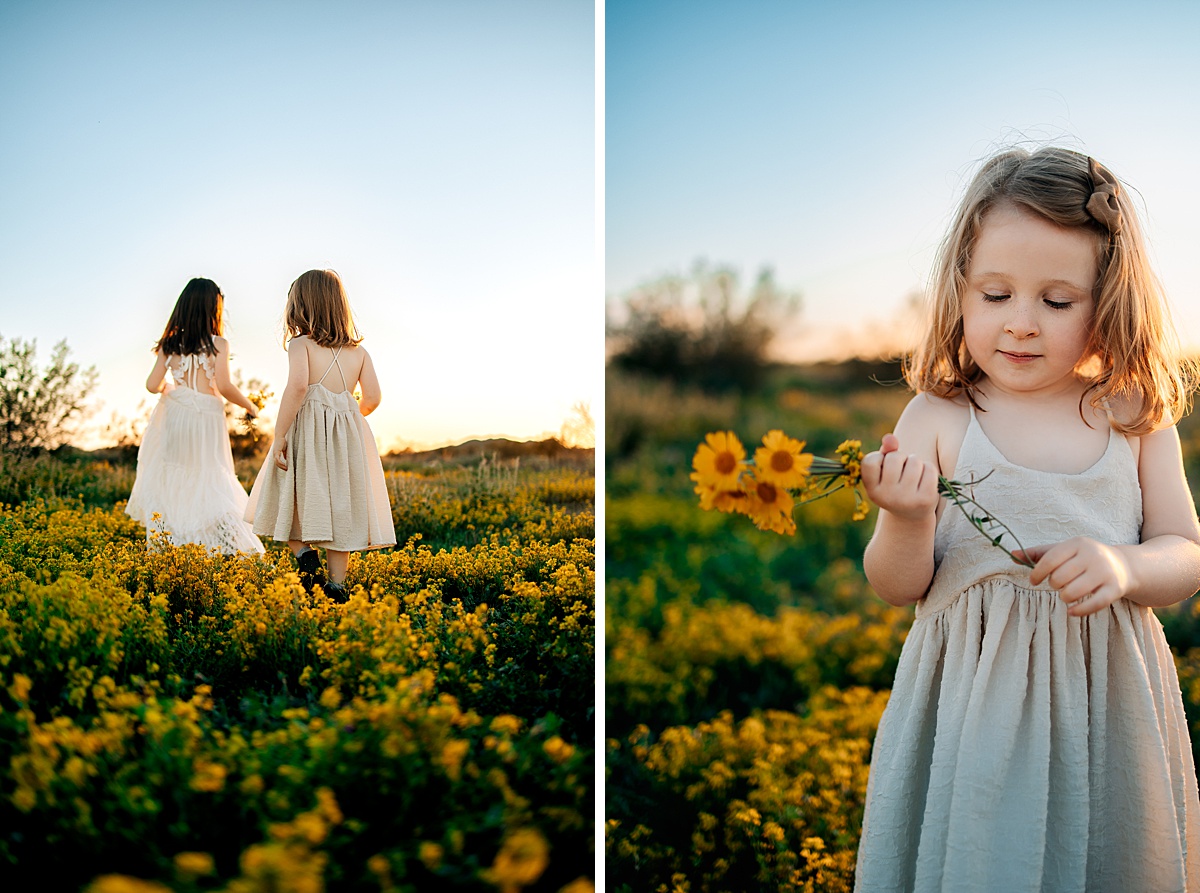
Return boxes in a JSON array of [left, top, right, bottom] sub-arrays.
[[855, 406, 1200, 893], [245, 346, 395, 552], [125, 353, 264, 555]]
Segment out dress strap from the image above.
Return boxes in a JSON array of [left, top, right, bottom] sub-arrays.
[[315, 346, 348, 391]]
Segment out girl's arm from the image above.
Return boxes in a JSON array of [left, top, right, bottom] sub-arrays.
[[269, 338, 310, 470], [212, 337, 259, 416], [145, 351, 169, 393], [1022, 423, 1200, 614], [861, 396, 945, 606], [356, 348, 381, 416]]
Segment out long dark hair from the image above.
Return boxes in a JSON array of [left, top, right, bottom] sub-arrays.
[[155, 278, 224, 356]]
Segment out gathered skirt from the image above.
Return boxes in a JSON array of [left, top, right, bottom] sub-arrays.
[[855, 576, 1200, 893], [245, 384, 396, 552]]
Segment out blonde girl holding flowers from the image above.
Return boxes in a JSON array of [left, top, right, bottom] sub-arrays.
[[245, 270, 396, 600], [854, 148, 1200, 892]]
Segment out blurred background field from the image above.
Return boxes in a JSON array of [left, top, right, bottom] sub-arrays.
[[604, 353, 1200, 893], [0, 441, 594, 893]]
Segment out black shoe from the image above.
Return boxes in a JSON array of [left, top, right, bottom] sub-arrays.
[[322, 581, 349, 604], [297, 548, 324, 593]]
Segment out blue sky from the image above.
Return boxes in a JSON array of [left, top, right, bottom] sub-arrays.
[[1, 0, 596, 449], [607, 0, 1200, 360]]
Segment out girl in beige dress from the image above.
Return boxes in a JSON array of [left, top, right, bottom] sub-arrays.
[[854, 148, 1200, 892], [245, 269, 396, 600]]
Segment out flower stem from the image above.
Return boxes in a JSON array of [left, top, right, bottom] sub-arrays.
[[937, 474, 1035, 568]]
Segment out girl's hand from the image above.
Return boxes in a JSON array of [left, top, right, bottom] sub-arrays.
[[1015, 537, 1133, 616], [861, 433, 940, 521], [273, 439, 289, 471]]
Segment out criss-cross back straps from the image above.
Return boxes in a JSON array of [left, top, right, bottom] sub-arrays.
[[314, 346, 348, 391]]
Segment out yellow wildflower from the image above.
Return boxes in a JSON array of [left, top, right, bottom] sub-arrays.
[[543, 736, 575, 764], [491, 714, 523, 735], [9, 674, 32, 702], [189, 760, 227, 793], [440, 739, 470, 780], [753, 430, 812, 488], [695, 483, 749, 515], [742, 473, 796, 535], [240, 774, 264, 794], [84, 877, 174, 893], [173, 851, 215, 879], [481, 827, 550, 893], [315, 787, 343, 824], [419, 841, 444, 870], [558, 880, 595, 893], [690, 431, 745, 492], [12, 787, 36, 811]]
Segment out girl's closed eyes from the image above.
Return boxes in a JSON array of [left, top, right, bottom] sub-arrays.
[[980, 293, 1076, 310]]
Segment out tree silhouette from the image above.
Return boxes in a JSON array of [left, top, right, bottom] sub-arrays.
[[0, 335, 97, 456], [607, 261, 800, 392]]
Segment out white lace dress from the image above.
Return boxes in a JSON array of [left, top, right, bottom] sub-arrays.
[[125, 353, 264, 555], [855, 406, 1200, 893]]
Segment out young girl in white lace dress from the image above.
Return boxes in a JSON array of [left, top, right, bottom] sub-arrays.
[[855, 148, 1200, 892], [245, 269, 395, 600], [125, 278, 264, 554]]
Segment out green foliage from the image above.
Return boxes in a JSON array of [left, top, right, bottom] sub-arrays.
[[0, 335, 97, 456], [0, 456, 594, 892], [0, 448, 136, 508], [605, 363, 1200, 893]]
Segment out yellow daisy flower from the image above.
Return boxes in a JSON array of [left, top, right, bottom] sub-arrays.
[[743, 472, 796, 535], [691, 431, 746, 492], [695, 481, 750, 514], [753, 430, 813, 488]]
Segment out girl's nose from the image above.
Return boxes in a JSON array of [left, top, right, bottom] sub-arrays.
[[1004, 304, 1039, 338]]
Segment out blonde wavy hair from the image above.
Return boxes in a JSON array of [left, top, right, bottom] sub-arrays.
[[906, 146, 1196, 434], [284, 269, 363, 349]]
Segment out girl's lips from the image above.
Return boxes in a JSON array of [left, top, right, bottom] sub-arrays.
[[1000, 350, 1040, 363]]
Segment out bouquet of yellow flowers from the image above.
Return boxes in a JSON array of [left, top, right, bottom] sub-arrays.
[[692, 429, 1033, 566], [691, 430, 868, 536]]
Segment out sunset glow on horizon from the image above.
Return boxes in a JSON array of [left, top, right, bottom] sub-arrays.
[[1, 1, 597, 453]]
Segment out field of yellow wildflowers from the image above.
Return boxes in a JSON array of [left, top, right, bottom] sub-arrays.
[[0, 450, 594, 892], [605, 363, 1200, 893]]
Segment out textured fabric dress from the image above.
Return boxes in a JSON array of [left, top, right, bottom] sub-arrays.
[[125, 353, 264, 555], [245, 349, 395, 551], [854, 406, 1200, 893]]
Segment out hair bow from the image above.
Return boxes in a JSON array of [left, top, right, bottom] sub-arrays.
[[1086, 157, 1123, 236]]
